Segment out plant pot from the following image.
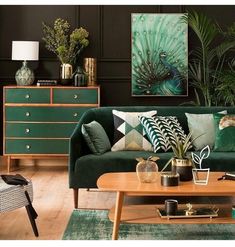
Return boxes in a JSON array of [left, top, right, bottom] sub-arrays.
[[171, 158, 193, 181], [136, 159, 158, 183]]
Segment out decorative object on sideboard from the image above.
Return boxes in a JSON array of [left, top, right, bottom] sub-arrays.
[[36, 80, 58, 86], [131, 13, 188, 96], [73, 66, 87, 87], [12, 41, 39, 86], [136, 156, 159, 183], [60, 63, 73, 85], [84, 57, 97, 86], [42, 18, 89, 85], [191, 145, 210, 185]]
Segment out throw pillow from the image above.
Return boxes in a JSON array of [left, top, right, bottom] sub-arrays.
[[111, 110, 157, 151], [185, 110, 227, 150], [139, 115, 187, 152], [213, 113, 235, 152], [82, 121, 111, 155]]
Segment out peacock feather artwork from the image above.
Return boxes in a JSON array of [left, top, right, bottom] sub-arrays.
[[131, 13, 188, 96]]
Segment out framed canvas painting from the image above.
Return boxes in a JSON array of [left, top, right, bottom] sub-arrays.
[[131, 13, 188, 97]]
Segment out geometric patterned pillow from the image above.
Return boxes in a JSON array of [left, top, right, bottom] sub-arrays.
[[138, 115, 187, 152], [111, 110, 157, 151]]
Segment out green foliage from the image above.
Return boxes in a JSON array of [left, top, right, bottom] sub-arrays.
[[171, 132, 194, 159], [216, 70, 235, 106], [42, 18, 89, 65], [182, 11, 235, 106], [160, 132, 203, 172]]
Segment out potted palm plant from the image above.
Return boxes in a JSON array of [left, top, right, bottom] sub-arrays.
[[181, 11, 235, 106], [161, 132, 201, 181]]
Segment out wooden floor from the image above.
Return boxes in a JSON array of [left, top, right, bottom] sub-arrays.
[[0, 161, 235, 240], [0, 164, 116, 240]]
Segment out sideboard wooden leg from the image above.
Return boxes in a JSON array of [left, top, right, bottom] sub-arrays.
[[73, 188, 79, 209], [7, 156, 11, 174]]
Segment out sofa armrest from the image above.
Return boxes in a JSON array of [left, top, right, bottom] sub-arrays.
[[68, 109, 95, 173]]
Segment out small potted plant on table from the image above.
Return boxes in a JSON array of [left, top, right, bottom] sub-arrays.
[[161, 132, 199, 181]]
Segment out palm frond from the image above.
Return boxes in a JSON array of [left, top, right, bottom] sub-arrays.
[[187, 10, 218, 49]]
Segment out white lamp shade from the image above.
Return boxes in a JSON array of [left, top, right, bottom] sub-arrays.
[[12, 41, 39, 61]]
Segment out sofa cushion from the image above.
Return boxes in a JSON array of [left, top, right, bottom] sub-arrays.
[[139, 115, 187, 152], [185, 110, 227, 151], [111, 110, 156, 151], [82, 121, 111, 155], [214, 113, 235, 151]]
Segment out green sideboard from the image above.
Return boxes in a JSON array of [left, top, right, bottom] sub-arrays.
[[3, 85, 100, 172]]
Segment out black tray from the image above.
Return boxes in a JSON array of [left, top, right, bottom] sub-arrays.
[[157, 207, 218, 219]]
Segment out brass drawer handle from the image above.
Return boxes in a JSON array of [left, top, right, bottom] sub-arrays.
[[25, 128, 30, 133], [26, 145, 31, 150], [25, 112, 30, 117], [25, 94, 30, 99], [73, 113, 78, 117], [74, 94, 78, 99]]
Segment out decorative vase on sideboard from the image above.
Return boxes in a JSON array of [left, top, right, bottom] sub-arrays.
[[60, 63, 73, 85]]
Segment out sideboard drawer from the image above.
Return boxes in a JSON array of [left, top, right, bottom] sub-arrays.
[[5, 88, 50, 104], [53, 88, 99, 104], [5, 139, 69, 154], [5, 106, 92, 122], [5, 123, 77, 138]]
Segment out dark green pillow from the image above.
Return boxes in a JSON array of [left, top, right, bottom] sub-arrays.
[[82, 121, 111, 155], [213, 113, 235, 151]]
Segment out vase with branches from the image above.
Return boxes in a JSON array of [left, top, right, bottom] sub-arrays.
[[42, 18, 89, 84]]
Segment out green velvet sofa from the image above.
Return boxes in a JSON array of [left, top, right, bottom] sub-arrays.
[[69, 106, 235, 207]]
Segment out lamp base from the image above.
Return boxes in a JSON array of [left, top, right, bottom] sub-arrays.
[[15, 61, 34, 86]]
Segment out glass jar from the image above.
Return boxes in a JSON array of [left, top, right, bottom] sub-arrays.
[[136, 159, 158, 183]]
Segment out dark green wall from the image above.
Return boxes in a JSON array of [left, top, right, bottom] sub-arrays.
[[0, 5, 235, 153], [1, 5, 235, 106]]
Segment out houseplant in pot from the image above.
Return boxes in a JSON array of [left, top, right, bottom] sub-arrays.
[[161, 132, 201, 181]]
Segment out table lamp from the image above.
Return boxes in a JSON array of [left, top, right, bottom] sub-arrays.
[[12, 41, 39, 85]]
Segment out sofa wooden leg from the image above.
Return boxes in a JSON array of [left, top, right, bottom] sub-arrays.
[[73, 188, 79, 209]]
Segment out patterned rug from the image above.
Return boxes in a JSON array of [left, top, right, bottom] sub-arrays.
[[62, 209, 235, 240]]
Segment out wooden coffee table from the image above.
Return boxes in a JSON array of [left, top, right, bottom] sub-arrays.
[[97, 172, 235, 240]]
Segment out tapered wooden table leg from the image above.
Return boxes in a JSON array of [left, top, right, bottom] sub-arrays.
[[112, 191, 124, 240]]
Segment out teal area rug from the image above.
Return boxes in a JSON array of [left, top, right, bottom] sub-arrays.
[[62, 209, 235, 240]]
